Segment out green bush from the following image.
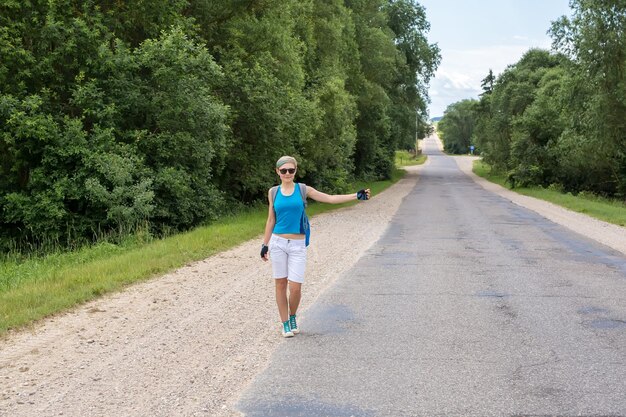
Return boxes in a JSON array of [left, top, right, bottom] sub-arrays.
[[0, 0, 440, 254]]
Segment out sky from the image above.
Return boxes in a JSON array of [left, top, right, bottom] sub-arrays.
[[418, 0, 572, 118]]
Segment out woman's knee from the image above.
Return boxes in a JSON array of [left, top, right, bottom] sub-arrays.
[[275, 278, 288, 290], [288, 281, 302, 295]]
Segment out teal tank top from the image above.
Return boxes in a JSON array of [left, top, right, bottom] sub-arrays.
[[273, 186, 305, 234]]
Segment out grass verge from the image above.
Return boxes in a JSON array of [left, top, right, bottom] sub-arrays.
[[0, 169, 406, 336], [473, 160, 626, 227], [395, 150, 427, 167]]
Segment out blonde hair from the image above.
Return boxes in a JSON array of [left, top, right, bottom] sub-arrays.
[[276, 155, 298, 168]]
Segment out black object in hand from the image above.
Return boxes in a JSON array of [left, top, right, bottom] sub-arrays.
[[260, 244, 269, 258], [357, 189, 369, 200]]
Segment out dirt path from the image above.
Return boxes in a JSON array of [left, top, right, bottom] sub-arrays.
[[0, 166, 421, 417]]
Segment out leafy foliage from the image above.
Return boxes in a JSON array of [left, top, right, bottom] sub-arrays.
[[438, 99, 478, 155], [550, 0, 626, 196], [0, 0, 440, 253], [467, 1, 626, 197]]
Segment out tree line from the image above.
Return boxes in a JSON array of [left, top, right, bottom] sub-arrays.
[[438, 0, 626, 198], [0, 0, 440, 252]]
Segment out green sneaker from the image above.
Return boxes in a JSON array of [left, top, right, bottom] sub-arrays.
[[282, 320, 294, 338], [289, 314, 299, 334]]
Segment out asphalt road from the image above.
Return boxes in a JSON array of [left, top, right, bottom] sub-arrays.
[[237, 137, 626, 417]]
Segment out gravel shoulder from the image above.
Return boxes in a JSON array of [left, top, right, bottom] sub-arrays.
[[1, 134, 624, 417]]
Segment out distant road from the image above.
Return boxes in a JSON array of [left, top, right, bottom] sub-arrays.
[[238, 134, 626, 416]]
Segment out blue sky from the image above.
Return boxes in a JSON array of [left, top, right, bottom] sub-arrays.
[[419, 0, 572, 117]]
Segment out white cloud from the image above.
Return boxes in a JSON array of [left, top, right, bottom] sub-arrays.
[[427, 42, 551, 117]]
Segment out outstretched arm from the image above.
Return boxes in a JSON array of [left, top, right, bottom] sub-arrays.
[[307, 187, 371, 204]]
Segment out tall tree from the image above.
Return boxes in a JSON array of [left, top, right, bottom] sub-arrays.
[[296, 0, 360, 192], [438, 99, 478, 154], [550, 0, 626, 195], [480, 69, 495, 95], [473, 49, 565, 175], [386, 0, 441, 150], [347, 0, 439, 178], [191, 0, 318, 201]]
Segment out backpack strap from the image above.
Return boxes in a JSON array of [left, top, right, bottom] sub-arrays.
[[297, 183, 307, 208], [270, 186, 279, 203]]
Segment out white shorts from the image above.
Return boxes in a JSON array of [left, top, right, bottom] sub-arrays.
[[269, 234, 307, 283]]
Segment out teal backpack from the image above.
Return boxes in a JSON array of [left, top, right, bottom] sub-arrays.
[[270, 183, 310, 246]]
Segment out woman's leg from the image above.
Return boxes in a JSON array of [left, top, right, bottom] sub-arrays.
[[275, 278, 289, 322], [286, 240, 306, 316], [288, 281, 302, 316]]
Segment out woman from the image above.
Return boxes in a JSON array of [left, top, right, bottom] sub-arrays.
[[261, 156, 371, 338]]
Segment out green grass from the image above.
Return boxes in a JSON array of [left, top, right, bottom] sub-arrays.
[[473, 160, 508, 186], [0, 170, 406, 336], [473, 160, 626, 227], [395, 150, 427, 167]]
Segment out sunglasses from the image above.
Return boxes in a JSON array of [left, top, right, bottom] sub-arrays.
[[279, 168, 296, 174]]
